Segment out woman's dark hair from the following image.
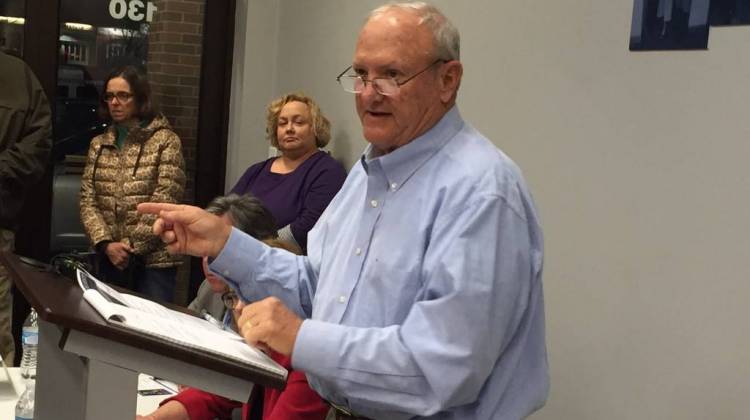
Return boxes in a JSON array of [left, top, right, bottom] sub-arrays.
[[98, 65, 156, 122], [205, 193, 278, 241]]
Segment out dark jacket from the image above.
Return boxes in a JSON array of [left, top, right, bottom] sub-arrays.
[[0, 51, 53, 229]]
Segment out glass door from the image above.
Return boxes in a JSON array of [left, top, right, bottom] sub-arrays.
[[0, 0, 26, 56], [12, 0, 234, 285], [11, 0, 235, 365], [55, 0, 206, 162]]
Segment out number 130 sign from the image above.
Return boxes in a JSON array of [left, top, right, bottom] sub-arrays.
[[109, 0, 158, 23]]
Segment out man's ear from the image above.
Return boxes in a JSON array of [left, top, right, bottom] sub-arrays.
[[438, 61, 463, 104]]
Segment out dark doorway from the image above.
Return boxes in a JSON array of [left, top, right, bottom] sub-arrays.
[[8, 0, 235, 364]]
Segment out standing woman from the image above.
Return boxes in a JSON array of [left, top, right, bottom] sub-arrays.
[[80, 66, 185, 301], [229, 93, 346, 252]]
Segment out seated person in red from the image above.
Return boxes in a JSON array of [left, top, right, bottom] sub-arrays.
[[229, 92, 347, 252], [137, 194, 327, 420]]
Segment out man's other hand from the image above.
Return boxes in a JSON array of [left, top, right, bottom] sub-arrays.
[[238, 296, 303, 357]]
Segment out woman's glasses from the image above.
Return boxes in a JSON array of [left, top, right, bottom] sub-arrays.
[[221, 290, 240, 310], [103, 91, 134, 103]]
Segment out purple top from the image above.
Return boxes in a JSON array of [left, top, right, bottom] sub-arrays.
[[229, 150, 346, 251]]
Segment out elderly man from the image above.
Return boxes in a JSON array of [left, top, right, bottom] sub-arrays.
[[140, 2, 548, 419]]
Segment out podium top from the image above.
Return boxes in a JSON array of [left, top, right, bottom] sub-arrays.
[[0, 252, 286, 389]]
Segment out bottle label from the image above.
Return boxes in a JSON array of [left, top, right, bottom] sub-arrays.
[[21, 330, 38, 346]]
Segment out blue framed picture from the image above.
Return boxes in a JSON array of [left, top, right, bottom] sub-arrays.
[[710, 0, 750, 25], [630, 0, 711, 50]]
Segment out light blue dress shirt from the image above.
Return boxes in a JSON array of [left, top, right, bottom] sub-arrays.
[[211, 107, 548, 419]]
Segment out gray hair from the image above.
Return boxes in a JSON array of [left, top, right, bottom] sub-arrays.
[[369, 2, 460, 61], [205, 194, 278, 240]]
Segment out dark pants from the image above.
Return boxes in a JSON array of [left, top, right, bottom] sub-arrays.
[[97, 253, 176, 303], [136, 266, 177, 302]]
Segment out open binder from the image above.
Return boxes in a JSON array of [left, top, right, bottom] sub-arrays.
[[76, 269, 287, 383]]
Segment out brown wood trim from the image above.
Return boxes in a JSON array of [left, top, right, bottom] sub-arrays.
[[189, 0, 236, 302], [194, 0, 235, 208], [23, 0, 59, 103]]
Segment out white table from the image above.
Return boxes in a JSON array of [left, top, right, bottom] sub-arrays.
[[0, 368, 175, 417]]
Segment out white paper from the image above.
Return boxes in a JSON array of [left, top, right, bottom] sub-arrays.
[[76, 269, 286, 378]]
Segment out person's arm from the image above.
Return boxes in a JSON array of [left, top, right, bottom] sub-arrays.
[[136, 201, 318, 317], [278, 158, 347, 250], [79, 139, 114, 247], [264, 369, 329, 420], [0, 62, 52, 223], [291, 194, 543, 416], [136, 400, 189, 420], [131, 132, 185, 256], [210, 228, 318, 319], [143, 388, 242, 420]]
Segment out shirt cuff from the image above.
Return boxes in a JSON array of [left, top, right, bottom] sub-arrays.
[[209, 227, 264, 289], [292, 319, 345, 375]]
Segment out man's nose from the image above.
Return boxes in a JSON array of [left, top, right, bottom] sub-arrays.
[[359, 80, 383, 103]]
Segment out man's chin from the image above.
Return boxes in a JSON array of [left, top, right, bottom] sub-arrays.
[[364, 132, 398, 151]]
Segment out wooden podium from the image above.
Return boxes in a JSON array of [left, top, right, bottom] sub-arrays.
[[1, 252, 284, 420]]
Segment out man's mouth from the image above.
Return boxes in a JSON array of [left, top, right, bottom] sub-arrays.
[[365, 110, 390, 118]]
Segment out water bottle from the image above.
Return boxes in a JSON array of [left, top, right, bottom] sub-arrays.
[[14, 377, 35, 420], [20, 308, 38, 379]]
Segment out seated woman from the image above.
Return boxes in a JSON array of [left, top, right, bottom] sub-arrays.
[[230, 92, 347, 252], [137, 193, 327, 420], [80, 65, 185, 302]]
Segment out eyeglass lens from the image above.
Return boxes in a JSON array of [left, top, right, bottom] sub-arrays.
[[222, 292, 238, 308], [341, 76, 397, 96], [104, 92, 133, 102]]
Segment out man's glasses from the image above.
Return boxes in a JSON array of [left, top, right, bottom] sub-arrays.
[[221, 290, 240, 310], [103, 91, 134, 103], [336, 59, 446, 96]]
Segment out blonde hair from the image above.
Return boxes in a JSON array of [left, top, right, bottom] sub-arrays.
[[266, 92, 331, 148]]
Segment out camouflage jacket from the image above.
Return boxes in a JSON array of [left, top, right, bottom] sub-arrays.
[[79, 115, 185, 268]]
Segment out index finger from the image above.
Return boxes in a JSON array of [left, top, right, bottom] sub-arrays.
[[137, 202, 183, 215]]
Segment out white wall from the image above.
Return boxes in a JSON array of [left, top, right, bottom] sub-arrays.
[[225, 0, 280, 189], [229, 1, 750, 418]]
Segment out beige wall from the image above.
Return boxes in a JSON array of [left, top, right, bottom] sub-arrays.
[[226, 0, 280, 189], [229, 1, 750, 418]]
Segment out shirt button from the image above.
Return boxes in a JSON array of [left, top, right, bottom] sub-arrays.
[[338, 295, 346, 303], [370, 200, 378, 208], [390, 182, 398, 191], [223, 270, 230, 277], [355, 247, 362, 255]]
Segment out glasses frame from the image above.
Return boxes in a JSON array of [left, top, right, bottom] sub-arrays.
[[103, 91, 134, 104], [336, 59, 447, 96], [220, 290, 239, 310]]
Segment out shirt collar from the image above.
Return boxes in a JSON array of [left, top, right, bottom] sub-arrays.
[[361, 106, 464, 190]]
